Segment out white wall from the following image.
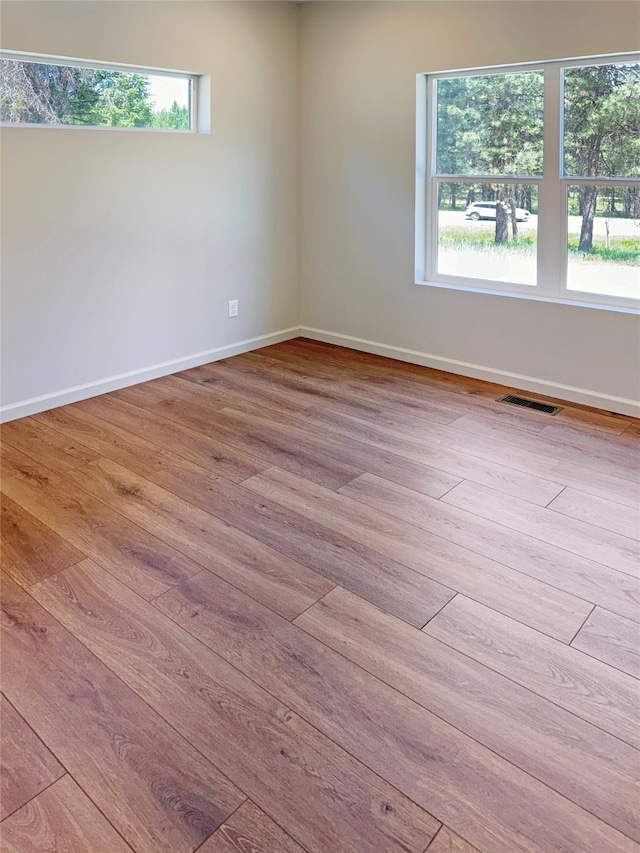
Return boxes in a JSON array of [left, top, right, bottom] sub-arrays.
[[299, 1, 640, 414], [1, 1, 300, 419]]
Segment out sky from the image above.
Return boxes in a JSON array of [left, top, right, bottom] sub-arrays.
[[147, 74, 190, 112]]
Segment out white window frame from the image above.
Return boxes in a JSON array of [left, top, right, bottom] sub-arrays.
[[0, 50, 203, 134], [415, 53, 640, 313]]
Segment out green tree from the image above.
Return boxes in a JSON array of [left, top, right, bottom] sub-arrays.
[[0, 61, 162, 129], [437, 72, 543, 178], [152, 100, 189, 130], [0, 60, 102, 124], [436, 77, 480, 210], [94, 72, 154, 127], [564, 63, 640, 252]]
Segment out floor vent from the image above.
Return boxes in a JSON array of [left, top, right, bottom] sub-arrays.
[[497, 395, 562, 415]]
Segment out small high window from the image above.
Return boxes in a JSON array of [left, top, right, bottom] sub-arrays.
[[0, 52, 198, 131], [416, 54, 640, 310]]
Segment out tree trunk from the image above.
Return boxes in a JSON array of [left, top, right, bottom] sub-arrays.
[[578, 186, 599, 252], [495, 187, 509, 244], [577, 134, 601, 252], [509, 196, 518, 242]]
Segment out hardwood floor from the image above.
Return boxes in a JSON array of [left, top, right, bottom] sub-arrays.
[[1, 338, 639, 853]]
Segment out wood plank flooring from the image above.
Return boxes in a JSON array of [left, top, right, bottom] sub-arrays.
[[1, 775, 136, 853], [0, 695, 64, 822], [1, 337, 639, 853]]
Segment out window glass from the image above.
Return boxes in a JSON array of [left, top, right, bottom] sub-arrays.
[[421, 54, 639, 306], [563, 63, 640, 178], [0, 58, 192, 130], [567, 185, 640, 299], [437, 182, 538, 286], [435, 72, 544, 176]]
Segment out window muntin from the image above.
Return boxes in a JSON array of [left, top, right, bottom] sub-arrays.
[[420, 54, 640, 310], [0, 54, 195, 131]]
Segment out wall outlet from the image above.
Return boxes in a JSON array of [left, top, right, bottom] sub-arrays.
[[228, 299, 239, 318]]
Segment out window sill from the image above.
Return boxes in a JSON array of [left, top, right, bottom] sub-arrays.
[[0, 121, 196, 134], [415, 278, 640, 315]]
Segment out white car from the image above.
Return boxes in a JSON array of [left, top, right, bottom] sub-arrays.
[[465, 201, 530, 222]]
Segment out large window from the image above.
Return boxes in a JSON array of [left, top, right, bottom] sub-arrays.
[[0, 52, 198, 131], [416, 55, 640, 309]]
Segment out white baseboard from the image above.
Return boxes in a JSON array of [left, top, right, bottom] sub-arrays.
[[300, 326, 640, 418], [4, 323, 638, 421], [0, 327, 302, 423]]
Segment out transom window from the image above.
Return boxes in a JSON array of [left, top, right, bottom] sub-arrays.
[[0, 52, 198, 132], [415, 54, 640, 310]]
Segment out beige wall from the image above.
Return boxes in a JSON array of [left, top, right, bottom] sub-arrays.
[[299, 1, 640, 413], [1, 1, 300, 417]]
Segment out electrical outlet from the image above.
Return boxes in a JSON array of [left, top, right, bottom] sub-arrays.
[[228, 299, 239, 318]]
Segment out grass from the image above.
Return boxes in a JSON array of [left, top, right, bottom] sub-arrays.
[[567, 238, 640, 265], [439, 228, 536, 256], [439, 227, 639, 265]]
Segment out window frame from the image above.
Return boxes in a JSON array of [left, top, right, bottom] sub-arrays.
[[0, 50, 201, 134], [415, 53, 640, 313]]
